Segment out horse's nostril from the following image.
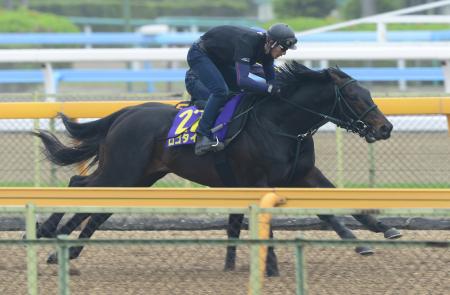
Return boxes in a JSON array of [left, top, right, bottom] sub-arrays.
[[380, 124, 392, 138]]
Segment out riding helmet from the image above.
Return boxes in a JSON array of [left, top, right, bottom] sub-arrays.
[[267, 23, 298, 50]]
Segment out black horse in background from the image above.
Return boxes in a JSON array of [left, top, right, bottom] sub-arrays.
[[33, 62, 400, 276]]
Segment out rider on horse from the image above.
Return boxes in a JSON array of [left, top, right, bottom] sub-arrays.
[[186, 26, 272, 108], [186, 23, 298, 156], [185, 63, 268, 109]]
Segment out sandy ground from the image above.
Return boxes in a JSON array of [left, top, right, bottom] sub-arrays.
[[0, 230, 448, 295]]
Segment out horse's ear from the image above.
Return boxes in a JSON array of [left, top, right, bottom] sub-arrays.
[[328, 68, 343, 83]]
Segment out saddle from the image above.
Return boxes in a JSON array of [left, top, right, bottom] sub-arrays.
[[166, 93, 256, 149]]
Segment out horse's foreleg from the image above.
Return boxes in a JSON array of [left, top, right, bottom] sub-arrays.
[[294, 167, 374, 255], [318, 214, 356, 239], [352, 214, 402, 239], [224, 214, 244, 271], [47, 213, 112, 264], [317, 214, 373, 255]]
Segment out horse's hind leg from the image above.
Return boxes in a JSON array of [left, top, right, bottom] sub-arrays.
[[224, 214, 244, 271], [47, 213, 112, 264], [36, 175, 90, 238], [55, 213, 92, 236], [36, 213, 64, 238], [224, 214, 279, 276], [46, 171, 167, 264], [266, 227, 279, 277], [37, 212, 91, 239], [352, 214, 402, 239]]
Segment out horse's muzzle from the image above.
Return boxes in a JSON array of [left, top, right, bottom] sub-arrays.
[[379, 123, 393, 139], [365, 122, 393, 143]]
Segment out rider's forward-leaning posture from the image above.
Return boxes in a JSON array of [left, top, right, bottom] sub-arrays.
[[186, 23, 298, 156], [185, 26, 271, 108], [185, 63, 268, 109]]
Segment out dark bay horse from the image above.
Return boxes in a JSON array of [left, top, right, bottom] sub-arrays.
[[33, 62, 399, 276]]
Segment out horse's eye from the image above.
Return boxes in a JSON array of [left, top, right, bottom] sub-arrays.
[[344, 87, 363, 100]]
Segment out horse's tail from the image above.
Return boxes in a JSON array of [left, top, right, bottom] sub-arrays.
[[59, 110, 126, 141], [33, 110, 126, 166]]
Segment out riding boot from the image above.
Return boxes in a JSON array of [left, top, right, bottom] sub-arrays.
[[195, 92, 227, 155], [194, 134, 224, 156]]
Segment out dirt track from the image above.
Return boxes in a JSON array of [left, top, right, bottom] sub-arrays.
[[0, 230, 449, 295]]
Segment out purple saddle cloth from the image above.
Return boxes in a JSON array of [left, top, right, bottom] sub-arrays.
[[166, 93, 244, 147]]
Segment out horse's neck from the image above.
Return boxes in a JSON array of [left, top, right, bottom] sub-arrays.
[[257, 83, 334, 134]]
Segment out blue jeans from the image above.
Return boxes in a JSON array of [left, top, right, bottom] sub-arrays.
[[187, 43, 231, 137], [185, 69, 211, 103], [185, 67, 239, 102]]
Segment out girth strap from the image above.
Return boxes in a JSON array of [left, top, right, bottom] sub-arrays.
[[214, 151, 239, 187], [287, 137, 303, 185]]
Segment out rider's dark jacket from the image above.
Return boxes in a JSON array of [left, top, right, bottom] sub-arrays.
[[199, 25, 275, 92]]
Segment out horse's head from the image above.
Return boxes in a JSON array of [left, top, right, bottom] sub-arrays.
[[327, 67, 393, 143], [274, 62, 392, 143]]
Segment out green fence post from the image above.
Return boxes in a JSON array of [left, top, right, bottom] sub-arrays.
[[57, 235, 70, 295], [49, 116, 57, 186], [33, 92, 41, 187], [248, 204, 261, 295], [25, 203, 38, 295], [335, 127, 344, 188], [368, 143, 376, 187], [295, 239, 307, 295]]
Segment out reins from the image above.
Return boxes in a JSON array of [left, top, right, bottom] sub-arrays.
[[251, 78, 379, 184], [277, 79, 377, 137]]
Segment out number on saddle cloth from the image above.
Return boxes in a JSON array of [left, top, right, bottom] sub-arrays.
[[166, 93, 245, 148]]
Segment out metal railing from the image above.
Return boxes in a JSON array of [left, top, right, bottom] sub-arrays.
[[2, 193, 448, 295], [0, 97, 447, 188], [0, 97, 448, 118]]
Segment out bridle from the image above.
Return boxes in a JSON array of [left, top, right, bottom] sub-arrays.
[[331, 79, 378, 136], [277, 78, 378, 138], [251, 77, 378, 184]]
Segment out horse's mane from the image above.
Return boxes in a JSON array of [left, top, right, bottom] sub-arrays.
[[275, 61, 350, 96]]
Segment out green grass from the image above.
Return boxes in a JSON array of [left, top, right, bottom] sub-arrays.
[[152, 180, 206, 188], [343, 183, 450, 189], [0, 8, 79, 33], [0, 181, 68, 187]]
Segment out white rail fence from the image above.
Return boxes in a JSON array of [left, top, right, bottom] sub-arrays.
[[0, 42, 449, 93], [299, 0, 450, 42]]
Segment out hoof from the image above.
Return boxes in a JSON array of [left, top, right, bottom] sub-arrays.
[[266, 268, 280, 277], [69, 268, 81, 276], [355, 246, 374, 256], [47, 247, 81, 264], [384, 228, 402, 239], [38, 231, 56, 239], [223, 264, 235, 272], [47, 252, 58, 264]]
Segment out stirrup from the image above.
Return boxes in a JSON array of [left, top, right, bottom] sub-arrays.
[[211, 136, 221, 147]]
